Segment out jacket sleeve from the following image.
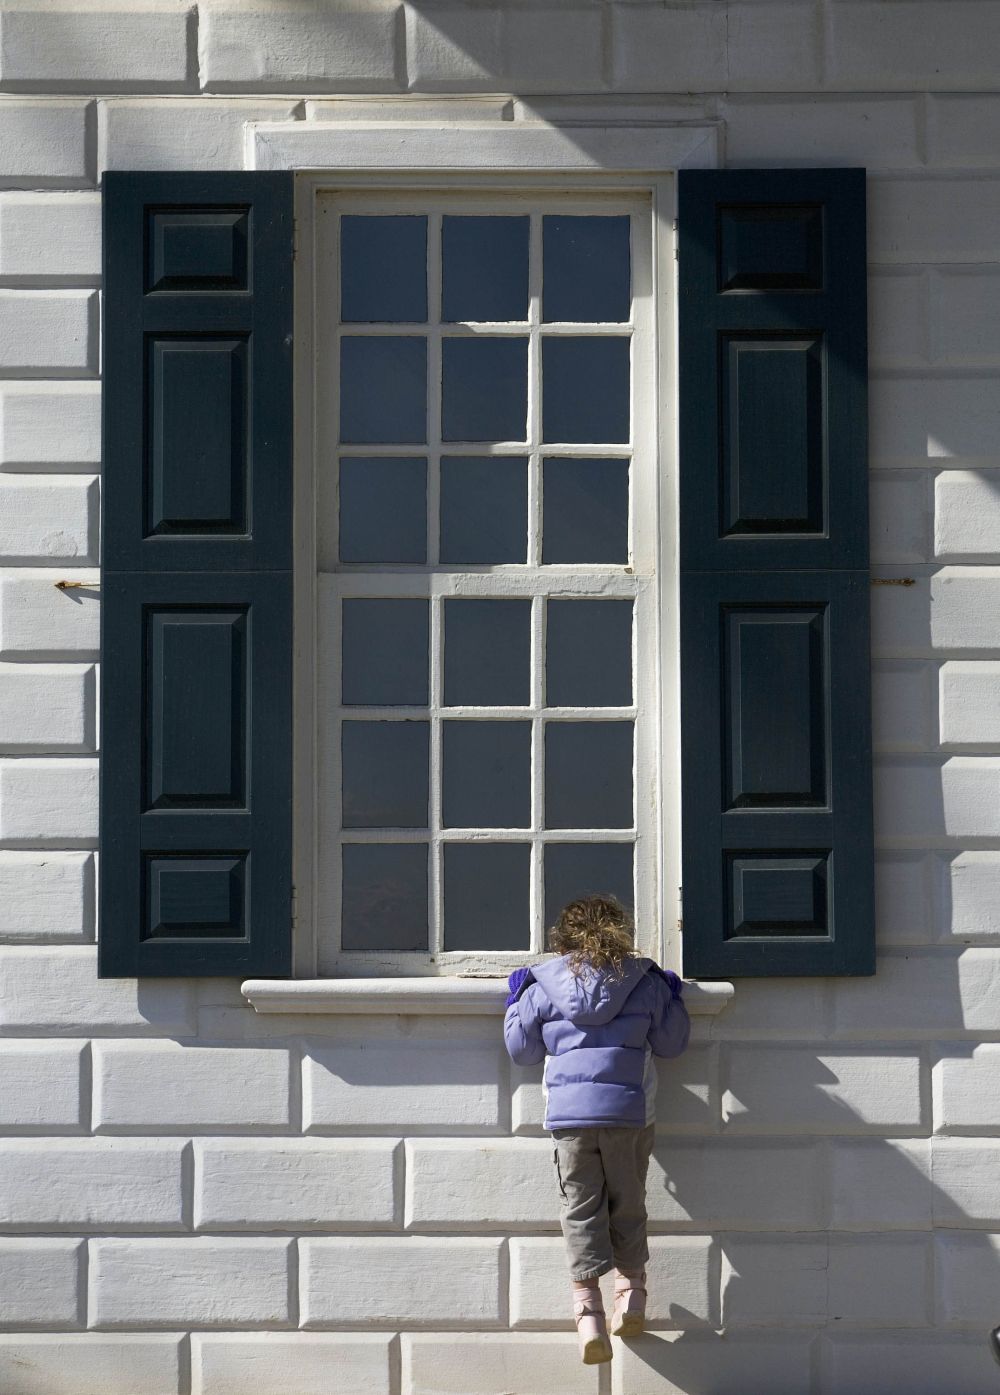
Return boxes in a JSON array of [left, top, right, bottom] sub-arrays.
[[503, 983, 546, 1066], [647, 973, 691, 1059]]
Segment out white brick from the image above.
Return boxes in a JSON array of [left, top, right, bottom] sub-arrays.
[[0, 1334, 180, 1395], [0, 6, 191, 87], [0, 757, 97, 844], [302, 1237, 501, 1326], [709, 976, 828, 1039], [723, 95, 921, 170], [649, 1140, 823, 1229], [510, 1235, 715, 1328], [611, 1332, 814, 1395], [0, 569, 100, 658], [870, 270, 928, 369], [0, 290, 97, 376], [939, 851, 1000, 940], [402, 1334, 599, 1395], [91, 1238, 291, 1328], [98, 98, 302, 172], [307, 95, 512, 121], [935, 1045, 1000, 1132], [935, 470, 1000, 559], [502, 7, 605, 92], [0, 101, 92, 187], [0, 194, 100, 282], [870, 178, 1000, 265], [0, 382, 101, 469], [827, 1, 1000, 90], [935, 1232, 1000, 1323], [940, 661, 1000, 744], [95, 1042, 290, 1131], [875, 852, 936, 946], [193, 1333, 392, 1395], [0, 1040, 82, 1129], [833, 947, 1000, 1036], [721, 1235, 826, 1324], [0, 1138, 184, 1229], [930, 95, 1000, 169], [934, 267, 1000, 367], [0, 662, 96, 752], [610, 3, 726, 93], [722, 1046, 924, 1134], [872, 661, 936, 754], [871, 376, 1000, 468], [0, 946, 195, 1034], [871, 470, 930, 563], [827, 1234, 931, 1326], [726, 2, 822, 91], [406, 1138, 555, 1229], [0, 1238, 82, 1326], [304, 1035, 501, 1130], [404, 5, 503, 89], [830, 1139, 932, 1229], [825, 1332, 998, 1395], [929, 568, 1000, 651], [0, 476, 98, 564], [202, 7, 399, 90], [877, 757, 1000, 842], [196, 1138, 399, 1229], [0, 850, 94, 941]]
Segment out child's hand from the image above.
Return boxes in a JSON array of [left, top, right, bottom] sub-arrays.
[[505, 967, 532, 1006], [660, 968, 684, 998]]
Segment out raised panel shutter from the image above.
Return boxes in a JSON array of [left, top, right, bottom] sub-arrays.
[[99, 172, 294, 977], [678, 168, 874, 977]]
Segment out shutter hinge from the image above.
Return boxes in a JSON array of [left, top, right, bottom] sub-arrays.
[[673, 218, 679, 259], [292, 219, 299, 260], [290, 883, 298, 928]]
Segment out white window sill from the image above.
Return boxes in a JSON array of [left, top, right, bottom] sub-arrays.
[[241, 976, 734, 1016]]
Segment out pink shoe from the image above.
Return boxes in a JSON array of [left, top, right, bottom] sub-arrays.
[[610, 1271, 647, 1337], [573, 1287, 613, 1365]]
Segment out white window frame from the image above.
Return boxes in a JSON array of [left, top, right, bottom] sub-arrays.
[[240, 113, 733, 1015]]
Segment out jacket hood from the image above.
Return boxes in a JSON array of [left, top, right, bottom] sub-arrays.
[[530, 954, 652, 1026]]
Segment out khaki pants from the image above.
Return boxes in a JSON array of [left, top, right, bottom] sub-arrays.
[[551, 1124, 656, 1282]]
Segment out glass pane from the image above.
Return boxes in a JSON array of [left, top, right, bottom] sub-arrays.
[[545, 721, 634, 828], [342, 721, 429, 828], [544, 843, 634, 929], [338, 457, 427, 564], [444, 599, 531, 707], [342, 599, 428, 706], [341, 215, 427, 324], [542, 458, 629, 564], [441, 337, 528, 443], [546, 600, 633, 707], [542, 337, 630, 444], [342, 843, 428, 950], [444, 843, 530, 950], [543, 216, 631, 324], [439, 456, 527, 565], [340, 337, 427, 445], [442, 215, 529, 323], [442, 721, 531, 828]]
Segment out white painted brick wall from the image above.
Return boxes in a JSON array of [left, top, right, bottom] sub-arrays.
[[301, 1237, 502, 1326], [0, 1040, 83, 1129], [0, 290, 97, 375], [0, 476, 98, 564], [94, 1042, 291, 1130], [192, 1333, 392, 1395], [0, 947, 195, 1034], [0, 662, 96, 752], [201, 8, 401, 92], [934, 1045, 1000, 1132], [824, 1332, 998, 1395], [97, 98, 302, 171], [0, 194, 101, 283], [0, 1335, 180, 1395], [0, 101, 92, 187], [829, 1139, 932, 1230], [611, 1332, 814, 1395], [934, 1231, 1000, 1323], [0, 851, 94, 941], [402, 1333, 599, 1395], [0, 1138, 184, 1229], [405, 1138, 555, 1229], [0, 570, 100, 658], [0, 757, 98, 844], [875, 852, 936, 945], [650, 1140, 824, 1229], [721, 1046, 925, 1133], [940, 851, 1000, 940], [0, 7, 192, 89], [0, 1237, 82, 1327], [0, 383, 101, 470]]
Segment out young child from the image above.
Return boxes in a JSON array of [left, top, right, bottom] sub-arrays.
[[503, 894, 690, 1365]]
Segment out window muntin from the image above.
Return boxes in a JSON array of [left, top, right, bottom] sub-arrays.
[[316, 191, 658, 973]]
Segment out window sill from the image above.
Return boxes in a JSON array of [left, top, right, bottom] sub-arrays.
[[240, 976, 734, 1016]]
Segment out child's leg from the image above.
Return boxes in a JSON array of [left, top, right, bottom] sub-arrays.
[[600, 1124, 656, 1280], [552, 1130, 615, 1283]]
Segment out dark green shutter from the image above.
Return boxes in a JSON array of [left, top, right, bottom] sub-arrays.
[[678, 169, 874, 977], [99, 172, 294, 977]]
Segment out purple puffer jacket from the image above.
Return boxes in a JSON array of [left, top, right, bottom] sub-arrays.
[[503, 955, 690, 1131]]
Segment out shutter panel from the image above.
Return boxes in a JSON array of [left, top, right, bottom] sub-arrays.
[[99, 172, 294, 977], [678, 168, 874, 977]]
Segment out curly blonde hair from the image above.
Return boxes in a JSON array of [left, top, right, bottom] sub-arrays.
[[548, 894, 636, 976]]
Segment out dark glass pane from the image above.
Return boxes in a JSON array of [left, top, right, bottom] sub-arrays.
[[341, 843, 427, 950], [342, 721, 429, 828], [340, 337, 427, 444], [442, 721, 530, 828], [341, 215, 427, 324], [542, 458, 629, 564], [442, 215, 529, 323], [542, 337, 630, 444], [342, 599, 428, 706], [544, 842, 634, 928], [444, 599, 531, 707], [543, 216, 631, 324], [439, 456, 527, 565], [545, 721, 633, 828], [441, 337, 528, 443], [338, 456, 427, 564], [444, 843, 530, 950], [546, 600, 633, 707]]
